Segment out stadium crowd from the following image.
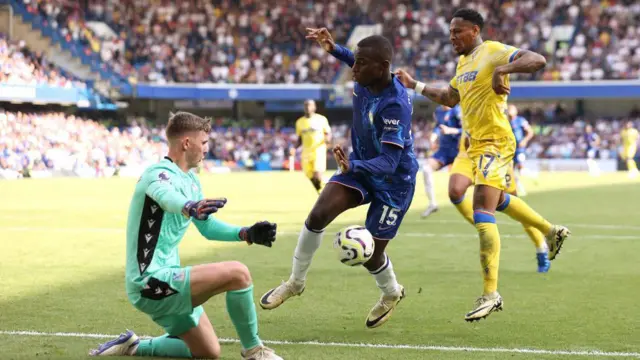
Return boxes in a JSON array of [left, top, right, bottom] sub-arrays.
[[22, 0, 640, 84], [2, 107, 638, 179], [0, 36, 86, 88]]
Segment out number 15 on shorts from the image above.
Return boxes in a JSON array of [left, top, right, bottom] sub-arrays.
[[380, 205, 400, 226]]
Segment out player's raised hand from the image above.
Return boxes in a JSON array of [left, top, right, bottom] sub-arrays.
[[333, 145, 350, 173], [183, 198, 227, 220], [242, 221, 277, 247], [492, 70, 511, 95], [305, 27, 335, 52], [394, 69, 417, 89]]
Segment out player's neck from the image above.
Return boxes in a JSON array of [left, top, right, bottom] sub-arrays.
[[367, 73, 392, 95], [166, 151, 191, 173], [465, 37, 484, 56]]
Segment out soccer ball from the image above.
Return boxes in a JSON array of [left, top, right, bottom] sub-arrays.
[[333, 225, 375, 266]]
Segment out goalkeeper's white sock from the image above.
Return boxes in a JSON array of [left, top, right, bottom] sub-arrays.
[[369, 253, 400, 296], [290, 223, 323, 283], [423, 165, 437, 207]]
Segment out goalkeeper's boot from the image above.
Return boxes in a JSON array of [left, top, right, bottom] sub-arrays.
[[546, 225, 571, 260], [242, 345, 283, 360], [260, 278, 305, 310], [89, 330, 139, 356], [365, 285, 405, 329], [537, 252, 551, 273], [465, 292, 503, 322]]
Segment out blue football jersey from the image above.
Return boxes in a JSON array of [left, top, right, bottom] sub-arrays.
[[349, 75, 418, 190], [585, 132, 599, 150], [510, 116, 529, 145], [434, 105, 462, 150]]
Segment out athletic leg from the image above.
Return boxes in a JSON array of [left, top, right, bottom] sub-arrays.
[[260, 177, 365, 310], [362, 185, 414, 328], [422, 157, 443, 217]]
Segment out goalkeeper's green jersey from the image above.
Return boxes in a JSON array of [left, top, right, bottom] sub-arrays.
[[125, 157, 242, 295]]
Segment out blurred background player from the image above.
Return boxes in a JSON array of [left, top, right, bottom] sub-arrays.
[[421, 104, 462, 218], [396, 8, 569, 322], [292, 100, 332, 193], [261, 28, 418, 329], [585, 124, 601, 176], [620, 121, 639, 178], [90, 112, 281, 360], [508, 104, 534, 196]]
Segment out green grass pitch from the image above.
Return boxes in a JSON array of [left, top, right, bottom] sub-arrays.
[[0, 171, 639, 359]]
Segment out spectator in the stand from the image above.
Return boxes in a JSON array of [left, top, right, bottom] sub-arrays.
[[27, 0, 640, 84]]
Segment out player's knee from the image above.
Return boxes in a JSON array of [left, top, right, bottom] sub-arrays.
[[306, 207, 329, 230], [448, 186, 466, 203], [191, 343, 221, 359], [229, 261, 252, 289]]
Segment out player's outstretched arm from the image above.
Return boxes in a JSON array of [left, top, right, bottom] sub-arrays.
[[395, 69, 460, 107], [195, 218, 276, 247], [306, 27, 355, 67]]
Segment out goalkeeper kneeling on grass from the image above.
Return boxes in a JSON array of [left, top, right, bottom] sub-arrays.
[[90, 112, 283, 360]]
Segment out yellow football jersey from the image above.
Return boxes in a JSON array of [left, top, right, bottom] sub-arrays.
[[621, 128, 639, 148], [449, 40, 520, 140], [295, 113, 331, 154]]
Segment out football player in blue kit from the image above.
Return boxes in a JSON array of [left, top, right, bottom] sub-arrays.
[[585, 124, 601, 176], [508, 105, 534, 195], [260, 27, 418, 329], [421, 104, 462, 217]]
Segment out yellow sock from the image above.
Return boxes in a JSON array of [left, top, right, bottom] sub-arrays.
[[497, 194, 552, 235], [523, 225, 546, 250], [473, 211, 500, 295], [452, 195, 474, 225], [627, 159, 638, 172]]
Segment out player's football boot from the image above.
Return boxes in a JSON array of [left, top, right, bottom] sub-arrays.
[[89, 330, 139, 356], [546, 225, 571, 260], [464, 292, 503, 322], [421, 205, 439, 218], [259, 279, 305, 310], [365, 285, 405, 329], [536, 252, 551, 273], [242, 345, 283, 360]]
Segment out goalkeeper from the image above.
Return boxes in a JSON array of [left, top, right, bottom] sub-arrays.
[[90, 112, 282, 360]]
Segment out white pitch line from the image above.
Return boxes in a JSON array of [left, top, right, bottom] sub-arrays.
[[1, 330, 638, 358], [1, 227, 639, 239]]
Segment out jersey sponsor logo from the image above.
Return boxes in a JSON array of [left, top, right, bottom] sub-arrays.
[[456, 70, 478, 84], [383, 118, 400, 126]]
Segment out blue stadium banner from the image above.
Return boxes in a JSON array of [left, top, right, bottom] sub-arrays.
[[136, 83, 331, 101], [136, 81, 640, 103]]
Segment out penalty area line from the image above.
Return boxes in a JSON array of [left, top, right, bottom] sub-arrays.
[[0, 330, 639, 358]]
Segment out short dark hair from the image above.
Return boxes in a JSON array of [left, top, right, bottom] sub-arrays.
[[357, 35, 393, 62], [166, 111, 211, 139], [453, 8, 484, 30]]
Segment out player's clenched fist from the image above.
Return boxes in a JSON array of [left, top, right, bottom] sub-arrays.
[[305, 27, 335, 52], [182, 198, 227, 220], [394, 69, 417, 89], [241, 221, 277, 247]]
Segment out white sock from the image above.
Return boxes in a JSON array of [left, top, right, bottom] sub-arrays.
[[587, 159, 600, 175], [536, 243, 549, 254], [422, 166, 437, 207], [369, 253, 399, 296], [290, 223, 324, 283], [515, 172, 526, 194]]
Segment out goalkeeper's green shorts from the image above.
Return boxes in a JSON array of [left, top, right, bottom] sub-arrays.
[[128, 266, 203, 336]]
